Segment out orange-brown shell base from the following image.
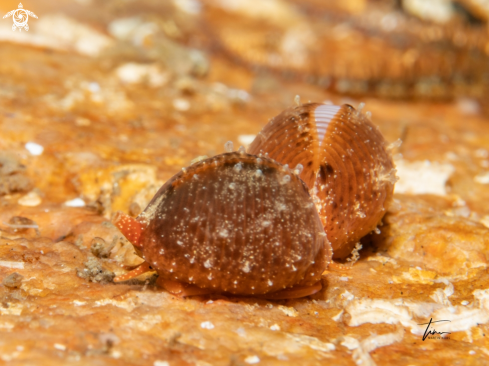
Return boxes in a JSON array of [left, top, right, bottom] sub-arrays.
[[113, 260, 323, 299], [157, 277, 323, 300], [138, 153, 331, 297]]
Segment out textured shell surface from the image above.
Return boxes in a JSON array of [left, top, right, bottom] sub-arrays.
[[248, 103, 396, 259], [137, 152, 330, 295]]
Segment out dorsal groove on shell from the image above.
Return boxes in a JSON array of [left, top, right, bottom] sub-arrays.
[[248, 103, 396, 259]]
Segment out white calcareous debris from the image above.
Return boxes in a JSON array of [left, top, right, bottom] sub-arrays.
[[108, 17, 158, 45], [347, 298, 413, 327], [352, 329, 404, 366], [340, 290, 355, 302], [346, 287, 489, 336], [0, 261, 24, 269], [394, 160, 455, 195], [173, 98, 191, 111], [94, 298, 138, 312], [238, 134, 257, 147], [278, 305, 299, 317], [332, 310, 343, 322], [367, 254, 399, 268], [474, 172, 489, 184], [282, 25, 317, 69], [64, 198, 86, 207], [172, 0, 202, 14], [430, 279, 454, 306], [115, 63, 169, 87], [18, 191, 42, 207], [54, 343, 66, 351], [0, 304, 23, 316], [286, 333, 335, 352], [341, 336, 359, 350], [476, 149, 489, 158], [270, 324, 280, 331], [456, 97, 481, 115], [200, 321, 215, 329], [244, 355, 260, 364], [125, 315, 163, 332], [154, 361, 170, 366], [480, 215, 489, 229], [25, 142, 44, 156], [53, 78, 134, 115], [403, 0, 454, 23]]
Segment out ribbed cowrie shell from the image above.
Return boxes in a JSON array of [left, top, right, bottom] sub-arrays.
[[139, 152, 331, 296], [248, 103, 396, 259]]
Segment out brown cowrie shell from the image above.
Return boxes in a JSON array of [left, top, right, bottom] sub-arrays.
[[113, 152, 332, 299], [248, 103, 397, 259]]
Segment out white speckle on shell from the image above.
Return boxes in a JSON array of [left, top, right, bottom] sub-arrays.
[[281, 175, 291, 184], [234, 162, 243, 172], [242, 261, 251, 273], [204, 259, 212, 268], [225, 141, 234, 152]]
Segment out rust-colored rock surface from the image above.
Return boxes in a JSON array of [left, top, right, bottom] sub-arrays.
[[1, 0, 489, 365]]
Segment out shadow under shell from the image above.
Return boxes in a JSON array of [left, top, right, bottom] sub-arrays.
[[138, 152, 331, 296]]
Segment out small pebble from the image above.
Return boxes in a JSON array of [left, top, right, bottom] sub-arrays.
[[200, 321, 214, 329], [245, 355, 260, 364], [461, 300, 469, 305], [154, 361, 170, 366], [54, 343, 66, 351], [173, 98, 190, 111], [64, 198, 86, 207], [2, 272, 24, 288], [270, 324, 280, 331], [18, 191, 42, 207], [25, 142, 44, 156], [238, 134, 256, 146]]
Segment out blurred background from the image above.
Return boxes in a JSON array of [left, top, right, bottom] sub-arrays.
[[0, 0, 488, 216]]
